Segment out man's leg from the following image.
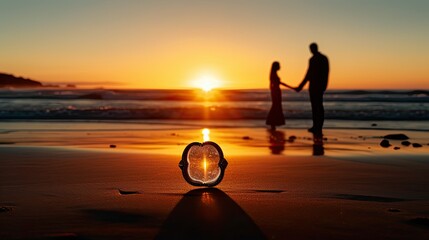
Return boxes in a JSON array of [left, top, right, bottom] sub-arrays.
[[309, 96, 317, 132], [318, 94, 324, 131], [310, 92, 324, 134]]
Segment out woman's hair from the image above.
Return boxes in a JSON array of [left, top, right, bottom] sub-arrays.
[[270, 61, 280, 80]]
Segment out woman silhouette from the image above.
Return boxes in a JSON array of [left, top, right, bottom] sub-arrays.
[[266, 61, 293, 130]]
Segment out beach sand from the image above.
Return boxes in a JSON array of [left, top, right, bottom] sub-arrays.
[[1, 121, 429, 239]]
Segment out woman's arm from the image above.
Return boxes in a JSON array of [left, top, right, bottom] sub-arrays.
[[280, 82, 296, 90]]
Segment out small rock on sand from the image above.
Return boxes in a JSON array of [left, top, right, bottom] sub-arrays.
[[118, 189, 139, 195], [412, 143, 423, 148], [401, 141, 411, 146], [0, 206, 12, 212], [109, 144, 116, 148], [242, 136, 252, 140], [383, 134, 409, 140], [394, 147, 400, 150], [380, 139, 391, 148], [287, 136, 296, 143]]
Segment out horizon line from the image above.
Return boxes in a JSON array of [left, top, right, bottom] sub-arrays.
[[3, 87, 429, 91]]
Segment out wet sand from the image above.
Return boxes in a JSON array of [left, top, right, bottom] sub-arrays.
[[1, 122, 429, 239]]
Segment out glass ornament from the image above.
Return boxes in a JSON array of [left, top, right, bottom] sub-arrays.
[[179, 141, 228, 187]]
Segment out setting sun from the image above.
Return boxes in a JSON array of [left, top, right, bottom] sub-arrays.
[[192, 75, 221, 92]]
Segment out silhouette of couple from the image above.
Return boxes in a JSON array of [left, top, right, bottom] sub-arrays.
[[266, 43, 329, 136]]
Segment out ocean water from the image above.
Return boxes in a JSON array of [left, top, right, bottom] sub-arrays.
[[0, 89, 428, 123]]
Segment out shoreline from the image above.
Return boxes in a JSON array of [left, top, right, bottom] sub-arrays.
[[1, 119, 429, 131], [1, 120, 428, 156]]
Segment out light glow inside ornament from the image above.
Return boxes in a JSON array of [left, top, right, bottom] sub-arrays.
[[179, 141, 228, 187]]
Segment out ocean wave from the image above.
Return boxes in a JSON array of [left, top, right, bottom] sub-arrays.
[[1, 107, 427, 120], [0, 89, 428, 120], [0, 89, 428, 102], [328, 90, 429, 96]]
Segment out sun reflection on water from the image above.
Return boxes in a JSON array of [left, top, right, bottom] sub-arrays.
[[202, 128, 210, 142]]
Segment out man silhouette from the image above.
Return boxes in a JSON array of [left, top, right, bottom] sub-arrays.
[[296, 43, 329, 135]]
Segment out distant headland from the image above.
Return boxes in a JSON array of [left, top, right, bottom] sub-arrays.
[[0, 73, 43, 88], [0, 73, 75, 88]]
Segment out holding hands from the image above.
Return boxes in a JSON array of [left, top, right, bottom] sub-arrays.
[[280, 81, 302, 92], [294, 86, 302, 92]]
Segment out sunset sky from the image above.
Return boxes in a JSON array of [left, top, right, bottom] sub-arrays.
[[1, 0, 428, 89]]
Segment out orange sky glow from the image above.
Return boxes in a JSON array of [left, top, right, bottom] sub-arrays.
[[1, 1, 428, 90]]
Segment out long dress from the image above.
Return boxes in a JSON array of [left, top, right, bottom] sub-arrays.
[[266, 75, 285, 126]]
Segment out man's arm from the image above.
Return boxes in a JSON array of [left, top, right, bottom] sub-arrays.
[[296, 78, 308, 92], [296, 59, 312, 92]]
